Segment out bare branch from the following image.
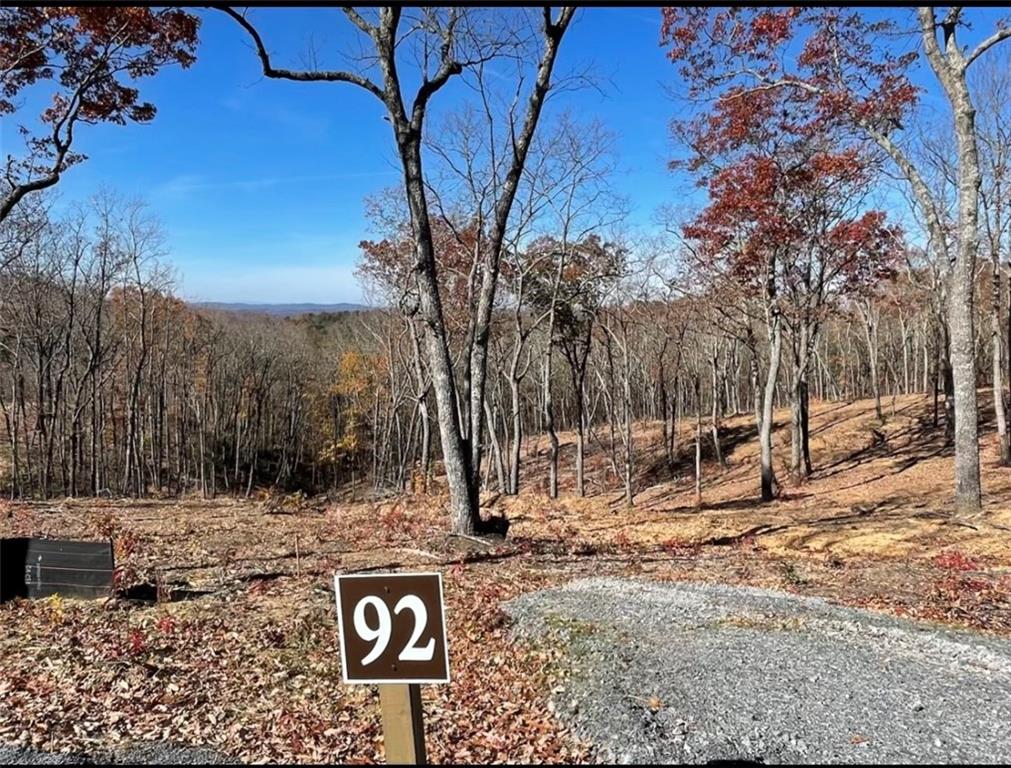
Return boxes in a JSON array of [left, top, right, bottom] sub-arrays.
[[966, 24, 1011, 69], [216, 6, 385, 100]]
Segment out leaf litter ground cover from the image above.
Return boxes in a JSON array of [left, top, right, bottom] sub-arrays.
[[2, 495, 1009, 764], [2, 396, 1011, 762], [0, 497, 589, 764]]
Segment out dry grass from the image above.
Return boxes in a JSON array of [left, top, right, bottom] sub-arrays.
[[499, 392, 1011, 566]]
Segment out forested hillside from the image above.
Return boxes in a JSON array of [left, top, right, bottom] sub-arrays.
[[1, 190, 1005, 509], [5, 8, 1011, 532], [4, 7, 1011, 765]]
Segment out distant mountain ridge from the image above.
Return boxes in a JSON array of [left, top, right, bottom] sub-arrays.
[[193, 302, 369, 316]]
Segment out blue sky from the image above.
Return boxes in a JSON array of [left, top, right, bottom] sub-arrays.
[[6, 7, 1007, 305], [13, 7, 676, 305]]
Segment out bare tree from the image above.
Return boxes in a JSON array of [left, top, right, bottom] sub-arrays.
[[976, 50, 1011, 465], [222, 6, 575, 534]]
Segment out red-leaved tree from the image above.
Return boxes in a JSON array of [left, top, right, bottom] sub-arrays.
[[664, 6, 1010, 515], [1, 7, 200, 222], [678, 63, 901, 497]]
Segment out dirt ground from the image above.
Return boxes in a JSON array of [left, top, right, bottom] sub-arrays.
[[506, 391, 1011, 562], [1, 393, 1009, 763]]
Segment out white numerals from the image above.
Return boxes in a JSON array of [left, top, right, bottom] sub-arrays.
[[394, 595, 436, 661], [352, 593, 434, 665], [353, 595, 392, 665]]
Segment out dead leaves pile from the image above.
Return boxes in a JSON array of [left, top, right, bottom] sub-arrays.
[[2, 495, 1009, 763], [0, 498, 589, 764]]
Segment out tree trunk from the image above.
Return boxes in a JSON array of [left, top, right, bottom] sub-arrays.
[[508, 376, 522, 495], [710, 345, 725, 468], [800, 380, 811, 475], [622, 339, 633, 507], [947, 112, 983, 513], [463, 10, 574, 507], [916, 7, 984, 516], [543, 356, 559, 499], [574, 380, 586, 497], [760, 314, 783, 502], [694, 390, 703, 508], [484, 397, 506, 492], [992, 251, 1010, 464], [860, 301, 884, 422], [789, 377, 805, 481], [397, 134, 481, 534]]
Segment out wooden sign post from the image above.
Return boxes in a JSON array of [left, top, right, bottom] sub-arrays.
[[378, 683, 426, 764], [334, 572, 450, 765]]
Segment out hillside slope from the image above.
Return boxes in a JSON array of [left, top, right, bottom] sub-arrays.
[[496, 392, 1011, 564], [2, 393, 1008, 762]]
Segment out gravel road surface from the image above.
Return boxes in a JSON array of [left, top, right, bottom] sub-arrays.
[[505, 578, 1011, 764], [0, 743, 234, 765]]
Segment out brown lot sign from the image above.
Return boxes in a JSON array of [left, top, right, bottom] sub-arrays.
[[334, 572, 450, 684]]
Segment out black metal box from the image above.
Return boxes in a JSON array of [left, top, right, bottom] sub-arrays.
[[0, 537, 115, 601]]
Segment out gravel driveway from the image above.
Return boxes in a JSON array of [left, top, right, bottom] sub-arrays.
[[505, 578, 1011, 764], [0, 743, 233, 765]]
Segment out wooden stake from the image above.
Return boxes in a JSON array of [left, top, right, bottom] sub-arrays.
[[378, 684, 426, 765]]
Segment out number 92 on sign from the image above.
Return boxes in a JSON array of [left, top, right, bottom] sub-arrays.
[[334, 572, 450, 684]]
